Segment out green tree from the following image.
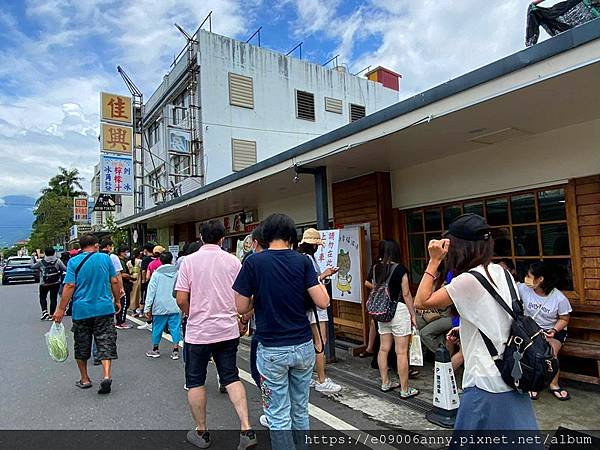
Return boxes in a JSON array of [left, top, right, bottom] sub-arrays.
[[104, 214, 128, 248]]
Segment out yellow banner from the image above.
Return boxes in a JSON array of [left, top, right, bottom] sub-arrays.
[[101, 123, 133, 155], [100, 92, 133, 125]]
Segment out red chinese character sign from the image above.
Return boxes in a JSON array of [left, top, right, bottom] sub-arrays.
[[101, 123, 133, 156], [100, 154, 134, 196], [73, 197, 89, 223], [315, 229, 340, 275], [100, 92, 133, 125], [332, 227, 364, 303]]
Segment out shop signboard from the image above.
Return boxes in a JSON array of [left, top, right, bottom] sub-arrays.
[[100, 92, 133, 125], [101, 123, 134, 156], [332, 227, 363, 303], [73, 197, 89, 223], [100, 154, 134, 196]]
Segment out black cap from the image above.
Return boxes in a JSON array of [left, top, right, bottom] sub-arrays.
[[443, 214, 491, 241]]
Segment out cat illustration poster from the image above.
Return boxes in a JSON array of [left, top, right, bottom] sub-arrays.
[[332, 227, 363, 303]]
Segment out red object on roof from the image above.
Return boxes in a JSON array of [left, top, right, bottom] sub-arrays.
[[365, 66, 401, 92]]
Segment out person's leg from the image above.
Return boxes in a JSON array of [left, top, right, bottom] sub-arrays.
[[311, 322, 327, 384], [250, 334, 261, 388], [48, 284, 60, 315], [288, 340, 316, 448], [188, 386, 208, 430], [394, 335, 411, 392], [39, 284, 49, 317], [366, 319, 377, 353], [420, 317, 453, 354], [167, 314, 182, 356], [548, 338, 568, 399], [378, 332, 393, 384], [184, 343, 211, 431], [93, 315, 118, 380], [150, 315, 168, 350], [72, 318, 93, 384], [257, 343, 294, 448]]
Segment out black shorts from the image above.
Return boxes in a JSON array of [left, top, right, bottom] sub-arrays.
[[184, 338, 240, 389], [72, 314, 118, 361], [551, 329, 568, 345]]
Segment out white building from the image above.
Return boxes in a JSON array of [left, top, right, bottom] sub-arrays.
[[90, 163, 135, 230], [141, 29, 400, 208]]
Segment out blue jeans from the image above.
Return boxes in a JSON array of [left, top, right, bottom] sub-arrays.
[[257, 340, 315, 450], [151, 313, 182, 346]]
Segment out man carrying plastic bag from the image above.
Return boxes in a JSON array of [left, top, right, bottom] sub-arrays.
[[53, 233, 122, 395]]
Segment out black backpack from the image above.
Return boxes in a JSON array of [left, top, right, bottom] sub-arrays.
[[470, 269, 559, 393], [42, 260, 61, 284], [366, 263, 398, 322]]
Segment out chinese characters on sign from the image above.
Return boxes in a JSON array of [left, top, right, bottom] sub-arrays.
[[100, 154, 134, 196], [332, 227, 363, 303], [100, 92, 133, 125], [73, 197, 89, 223], [315, 229, 340, 275], [168, 128, 191, 154], [101, 123, 133, 155]]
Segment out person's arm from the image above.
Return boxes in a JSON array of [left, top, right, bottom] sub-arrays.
[[144, 276, 158, 316], [365, 280, 374, 290], [176, 291, 190, 316], [414, 239, 453, 310], [57, 260, 67, 272], [308, 284, 330, 309], [532, 0, 545, 5], [110, 275, 121, 314], [401, 274, 417, 327], [547, 315, 570, 337], [30, 260, 42, 269]]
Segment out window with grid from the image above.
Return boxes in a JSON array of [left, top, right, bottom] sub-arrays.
[[147, 121, 160, 147], [170, 154, 191, 183], [406, 187, 573, 290], [171, 92, 188, 125], [349, 103, 366, 122], [296, 90, 315, 121]]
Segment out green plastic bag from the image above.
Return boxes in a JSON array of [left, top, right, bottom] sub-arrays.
[[45, 322, 69, 362]]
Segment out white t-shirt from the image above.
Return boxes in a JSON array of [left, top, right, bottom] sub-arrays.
[[517, 284, 572, 330], [445, 263, 514, 393], [109, 254, 123, 273]]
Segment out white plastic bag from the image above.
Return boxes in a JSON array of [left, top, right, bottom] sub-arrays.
[[45, 322, 69, 362], [409, 327, 423, 366]]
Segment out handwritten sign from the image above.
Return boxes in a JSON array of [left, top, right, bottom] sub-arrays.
[[332, 227, 363, 303], [100, 154, 134, 196], [315, 229, 340, 274]]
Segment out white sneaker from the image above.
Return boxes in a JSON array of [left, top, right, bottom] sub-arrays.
[[315, 378, 341, 394], [137, 323, 151, 330], [259, 414, 270, 428], [309, 378, 317, 388]]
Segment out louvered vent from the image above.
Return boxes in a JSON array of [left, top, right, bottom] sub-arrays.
[[350, 103, 366, 122], [325, 97, 342, 114], [296, 90, 315, 121], [229, 73, 254, 109], [232, 139, 257, 172]]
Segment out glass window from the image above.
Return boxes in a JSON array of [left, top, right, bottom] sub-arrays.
[[407, 210, 423, 233], [410, 259, 425, 285], [550, 258, 574, 291], [425, 209, 442, 232], [443, 205, 462, 228], [511, 193, 536, 224], [513, 226, 539, 256], [541, 223, 570, 256], [486, 198, 509, 226], [492, 228, 512, 257], [409, 234, 425, 259], [538, 189, 566, 221], [516, 259, 541, 282], [464, 202, 484, 216]]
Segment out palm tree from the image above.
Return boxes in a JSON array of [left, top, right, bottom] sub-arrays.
[[38, 167, 86, 203]]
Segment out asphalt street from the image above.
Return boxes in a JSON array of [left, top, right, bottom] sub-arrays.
[[0, 281, 404, 449]]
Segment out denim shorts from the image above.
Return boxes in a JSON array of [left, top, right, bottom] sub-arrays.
[[184, 338, 240, 389]]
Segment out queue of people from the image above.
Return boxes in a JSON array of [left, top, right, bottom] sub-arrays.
[[41, 210, 574, 449]]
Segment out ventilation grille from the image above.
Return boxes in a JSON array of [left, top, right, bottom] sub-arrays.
[[232, 139, 257, 172], [350, 104, 366, 122], [325, 97, 343, 114], [296, 90, 315, 121], [229, 73, 254, 109]]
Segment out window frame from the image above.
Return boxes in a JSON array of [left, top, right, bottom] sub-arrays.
[[349, 103, 366, 122], [295, 89, 316, 121]]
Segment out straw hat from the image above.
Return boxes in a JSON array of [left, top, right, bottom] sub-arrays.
[[299, 228, 323, 246], [152, 245, 166, 255]]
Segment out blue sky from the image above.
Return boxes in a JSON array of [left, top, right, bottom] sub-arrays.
[[0, 0, 559, 202]]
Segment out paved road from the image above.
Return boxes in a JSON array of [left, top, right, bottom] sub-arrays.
[[0, 281, 401, 449]]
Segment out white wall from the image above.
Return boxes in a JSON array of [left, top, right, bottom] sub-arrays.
[[257, 190, 334, 226], [391, 118, 600, 209], [198, 30, 398, 185]]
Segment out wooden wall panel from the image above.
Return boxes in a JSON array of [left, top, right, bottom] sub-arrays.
[[332, 172, 393, 343]]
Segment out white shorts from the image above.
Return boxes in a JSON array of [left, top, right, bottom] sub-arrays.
[[307, 307, 329, 324], [377, 302, 411, 337]]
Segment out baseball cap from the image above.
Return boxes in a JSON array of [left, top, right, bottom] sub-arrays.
[[443, 214, 491, 241]]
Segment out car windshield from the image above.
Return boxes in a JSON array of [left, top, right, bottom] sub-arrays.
[[8, 258, 32, 266]]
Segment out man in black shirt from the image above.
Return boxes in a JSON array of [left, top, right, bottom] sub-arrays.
[[138, 243, 155, 330]]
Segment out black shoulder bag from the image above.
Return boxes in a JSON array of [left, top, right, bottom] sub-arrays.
[[469, 269, 558, 392]]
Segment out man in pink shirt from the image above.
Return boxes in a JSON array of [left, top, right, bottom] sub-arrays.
[[175, 220, 257, 450]]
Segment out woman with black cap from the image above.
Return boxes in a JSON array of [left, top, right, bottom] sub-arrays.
[[414, 214, 540, 434]]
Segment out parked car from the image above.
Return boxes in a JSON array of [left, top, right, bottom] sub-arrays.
[[1, 256, 39, 285]]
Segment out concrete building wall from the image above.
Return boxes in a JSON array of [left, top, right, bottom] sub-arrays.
[[197, 31, 398, 185], [391, 118, 600, 209]]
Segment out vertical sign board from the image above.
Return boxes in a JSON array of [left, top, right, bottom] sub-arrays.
[[332, 227, 364, 303], [100, 154, 134, 196], [73, 197, 89, 223], [101, 123, 134, 156], [315, 230, 340, 274], [100, 92, 133, 125]]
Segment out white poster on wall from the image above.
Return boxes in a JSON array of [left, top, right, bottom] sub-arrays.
[[332, 227, 363, 303], [315, 229, 340, 274]]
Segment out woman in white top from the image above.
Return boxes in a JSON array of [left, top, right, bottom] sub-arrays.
[[519, 262, 572, 401], [415, 214, 539, 434]]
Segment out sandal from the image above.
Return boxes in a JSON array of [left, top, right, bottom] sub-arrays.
[[380, 381, 400, 392], [529, 391, 539, 400], [358, 351, 374, 358], [75, 380, 92, 389], [400, 387, 419, 399], [549, 387, 570, 401]]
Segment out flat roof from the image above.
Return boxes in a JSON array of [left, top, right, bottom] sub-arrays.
[[119, 18, 600, 226]]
